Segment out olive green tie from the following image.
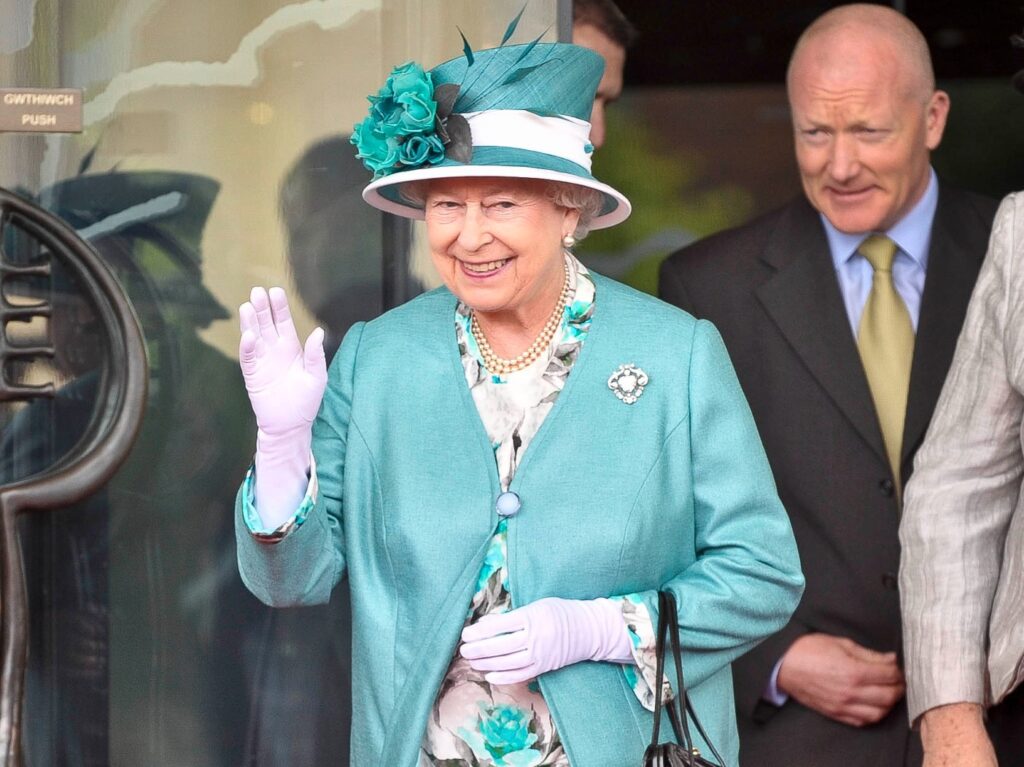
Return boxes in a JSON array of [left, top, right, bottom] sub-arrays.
[[856, 234, 914, 491]]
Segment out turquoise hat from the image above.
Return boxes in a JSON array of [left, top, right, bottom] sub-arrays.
[[353, 40, 631, 229]]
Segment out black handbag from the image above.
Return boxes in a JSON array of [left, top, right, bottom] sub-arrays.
[[642, 591, 727, 767]]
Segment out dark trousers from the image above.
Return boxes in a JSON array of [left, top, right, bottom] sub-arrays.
[[990, 682, 1024, 762]]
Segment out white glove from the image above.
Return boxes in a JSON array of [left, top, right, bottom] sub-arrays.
[[459, 597, 634, 685], [238, 287, 327, 528]]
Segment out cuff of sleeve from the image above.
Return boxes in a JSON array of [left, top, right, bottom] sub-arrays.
[[242, 454, 318, 543], [762, 656, 789, 707], [907, 677, 988, 727], [611, 593, 673, 712]]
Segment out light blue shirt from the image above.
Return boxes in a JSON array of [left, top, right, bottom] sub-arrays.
[[763, 169, 939, 708], [823, 168, 938, 334]]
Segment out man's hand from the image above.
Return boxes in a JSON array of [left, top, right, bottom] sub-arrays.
[[777, 633, 905, 726], [921, 703, 997, 767]]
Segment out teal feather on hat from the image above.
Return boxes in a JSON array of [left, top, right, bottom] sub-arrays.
[[435, 43, 602, 121]]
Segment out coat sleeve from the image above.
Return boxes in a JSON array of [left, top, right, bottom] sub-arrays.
[[899, 193, 1024, 724], [235, 322, 364, 607], [632, 319, 805, 692]]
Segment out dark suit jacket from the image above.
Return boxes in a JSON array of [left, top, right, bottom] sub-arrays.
[[658, 185, 998, 767]]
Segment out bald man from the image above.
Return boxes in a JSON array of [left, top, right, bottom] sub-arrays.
[[659, 6, 1000, 765]]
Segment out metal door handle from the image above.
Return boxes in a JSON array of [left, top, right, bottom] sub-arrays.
[[0, 187, 147, 766]]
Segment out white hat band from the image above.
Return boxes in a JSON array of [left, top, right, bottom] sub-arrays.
[[462, 110, 594, 171]]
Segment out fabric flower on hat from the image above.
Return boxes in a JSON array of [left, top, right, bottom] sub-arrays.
[[352, 60, 462, 178], [398, 134, 446, 168], [372, 62, 437, 137], [350, 115, 400, 175]]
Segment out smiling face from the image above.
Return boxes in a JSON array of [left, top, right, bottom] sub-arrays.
[[423, 177, 580, 324], [788, 32, 949, 234]]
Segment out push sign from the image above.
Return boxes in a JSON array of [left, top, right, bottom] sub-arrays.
[[0, 88, 83, 133]]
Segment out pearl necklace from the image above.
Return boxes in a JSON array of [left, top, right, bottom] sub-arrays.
[[470, 262, 573, 375]]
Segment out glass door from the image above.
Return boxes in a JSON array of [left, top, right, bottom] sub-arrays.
[[0, 2, 560, 764]]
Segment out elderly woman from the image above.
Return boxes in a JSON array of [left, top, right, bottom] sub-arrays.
[[236, 39, 803, 767]]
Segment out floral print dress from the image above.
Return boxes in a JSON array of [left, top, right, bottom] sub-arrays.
[[419, 256, 668, 767]]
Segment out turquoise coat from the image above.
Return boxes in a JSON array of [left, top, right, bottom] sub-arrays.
[[236, 274, 804, 766]]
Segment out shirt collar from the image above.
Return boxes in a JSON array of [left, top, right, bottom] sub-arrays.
[[822, 168, 938, 269]]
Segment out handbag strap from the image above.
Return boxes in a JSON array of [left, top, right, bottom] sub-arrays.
[[650, 590, 698, 755], [662, 591, 728, 767], [648, 590, 671, 747], [660, 591, 694, 753]]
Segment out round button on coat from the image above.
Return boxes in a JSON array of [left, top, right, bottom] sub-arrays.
[[495, 491, 521, 518]]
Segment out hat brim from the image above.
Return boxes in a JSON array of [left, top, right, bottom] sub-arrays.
[[362, 154, 631, 230]]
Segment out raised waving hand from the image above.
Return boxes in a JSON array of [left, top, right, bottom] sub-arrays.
[[239, 287, 327, 528]]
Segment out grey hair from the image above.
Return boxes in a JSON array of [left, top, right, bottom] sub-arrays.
[[398, 178, 604, 241], [546, 182, 604, 241], [397, 180, 430, 207]]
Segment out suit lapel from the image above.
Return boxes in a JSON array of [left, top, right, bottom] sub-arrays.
[[901, 187, 985, 474], [755, 199, 888, 466]]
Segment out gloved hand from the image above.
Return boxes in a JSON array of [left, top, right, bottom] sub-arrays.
[[459, 597, 635, 685], [239, 287, 327, 528]]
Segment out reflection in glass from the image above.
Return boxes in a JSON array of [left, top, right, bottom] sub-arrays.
[[280, 136, 384, 362]]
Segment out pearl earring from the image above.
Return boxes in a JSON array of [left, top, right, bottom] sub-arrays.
[[562, 233, 576, 249]]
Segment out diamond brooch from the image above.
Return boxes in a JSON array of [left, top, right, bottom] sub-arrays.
[[607, 363, 649, 404]]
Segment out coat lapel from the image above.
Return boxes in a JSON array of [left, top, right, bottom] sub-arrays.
[[755, 199, 888, 465], [901, 187, 986, 474]]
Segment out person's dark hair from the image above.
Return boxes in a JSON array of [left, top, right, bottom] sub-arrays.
[[1012, 26, 1024, 93], [572, 0, 638, 50]]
